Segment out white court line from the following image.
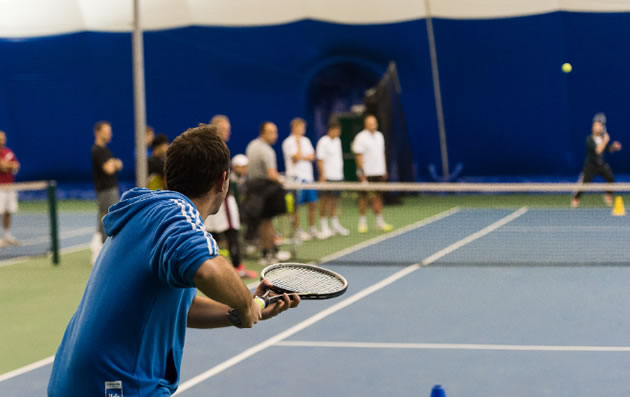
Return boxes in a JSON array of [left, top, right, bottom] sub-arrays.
[[16, 227, 94, 247], [0, 230, 93, 268], [0, 209, 462, 380], [276, 340, 630, 353], [4, 209, 460, 379], [0, 356, 54, 383], [317, 207, 461, 264], [245, 206, 461, 290], [174, 207, 527, 394]]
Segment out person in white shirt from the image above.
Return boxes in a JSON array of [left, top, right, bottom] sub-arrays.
[[316, 122, 349, 238], [351, 114, 393, 233], [282, 118, 321, 241]]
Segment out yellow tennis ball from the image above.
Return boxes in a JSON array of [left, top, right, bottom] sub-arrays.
[[562, 63, 572, 73]]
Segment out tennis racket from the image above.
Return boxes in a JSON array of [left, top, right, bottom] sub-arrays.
[[228, 262, 348, 327]]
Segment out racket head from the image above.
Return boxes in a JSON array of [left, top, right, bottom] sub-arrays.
[[261, 262, 348, 300]]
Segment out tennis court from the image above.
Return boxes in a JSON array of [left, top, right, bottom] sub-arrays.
[[2, 201, 629, 396], [3, 2, 630, 395]]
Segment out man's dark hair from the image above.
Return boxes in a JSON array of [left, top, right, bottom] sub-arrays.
[[328, 121, 341, 130], [259, 121, 272, 135], [151, 133, 169, 149], [94, 121, 110, 133], [165, 124, 230, 198]]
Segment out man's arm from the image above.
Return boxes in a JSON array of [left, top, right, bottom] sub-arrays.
[[595, 133, 610, 154], [192, 255, 261, 328], [267, 167, 280, 182], [188, 279, 300, 329], [317, 159, 325, 182], [187, 295, 233, 328], [101, 158, 123, 175], [354, 153, 366, 182]]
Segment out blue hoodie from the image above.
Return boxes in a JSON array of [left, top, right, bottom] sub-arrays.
[[48, 188, 219, 396]]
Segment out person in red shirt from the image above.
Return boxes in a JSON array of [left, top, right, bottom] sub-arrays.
[[0, 130, 20, 245]]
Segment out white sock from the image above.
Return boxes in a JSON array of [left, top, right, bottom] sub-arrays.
[[321, 218, 329, 230], [376, 214, 384, 227], [331, 217, 341, 227], [359, 216, 367, 226]]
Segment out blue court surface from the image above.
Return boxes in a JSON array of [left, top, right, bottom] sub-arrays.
[[2, 208, 629, 396], [0, 212, 95, 263]]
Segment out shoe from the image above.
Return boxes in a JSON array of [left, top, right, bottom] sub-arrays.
[[377, 223, 393, 232], [245, 244, 258, 256], [332, 224, 350, 236], [235, 264, 258, 279], [315, 229, 333, 240], [3, 234, 19, 246], [603, 194, 613, 207], [570, 198, 579, 208], [275, 250, 292, 261], [296, 230, 312, 241], [358, 224, 368, 233], [258, 254, 273, 266]]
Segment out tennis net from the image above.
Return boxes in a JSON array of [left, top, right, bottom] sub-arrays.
[[0, 181, 59, 265], [278, 182, 630, 267]]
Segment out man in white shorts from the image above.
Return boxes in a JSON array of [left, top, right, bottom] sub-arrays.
[[351, 114, 393, 233], [0, 131, 20, 245], [282, 118, 321, 241], [316, 122, 349, 238]]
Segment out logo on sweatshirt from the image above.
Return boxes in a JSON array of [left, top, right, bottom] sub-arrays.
[[105, 380, 123, 397]]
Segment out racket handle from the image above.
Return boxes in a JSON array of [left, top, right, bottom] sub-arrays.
[[228, 296, 270, 327]]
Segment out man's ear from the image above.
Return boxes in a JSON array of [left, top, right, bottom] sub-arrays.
[[216, 170, 228, 192]]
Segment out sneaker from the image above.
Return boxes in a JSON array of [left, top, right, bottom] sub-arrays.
[[258, 254, 274, 266], [358, 224, 368, 233], [296, 230, 312, 241], [377, 223, 393, 232], [275, 250, 292, 262], [570, 198, 579, 208], [3, 234, 19, 246], [332, 224, 350, 236], [245, 244, 258, 256], [315, 229, 333, 240], [603, 194, 613, 207], [235, 264, 258, 279]]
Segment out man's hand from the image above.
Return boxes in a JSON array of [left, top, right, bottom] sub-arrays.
[[254, 279, 300, 321], [611, 141, 622, 152], [115, 159, 123, 171]]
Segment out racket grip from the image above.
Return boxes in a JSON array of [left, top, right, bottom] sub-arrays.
[[227, 296, 269, 327]]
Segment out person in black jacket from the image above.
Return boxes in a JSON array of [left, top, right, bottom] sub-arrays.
[[572, 114, 622, 208]]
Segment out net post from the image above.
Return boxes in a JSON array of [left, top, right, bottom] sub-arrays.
[[47, 180, 60, 265]]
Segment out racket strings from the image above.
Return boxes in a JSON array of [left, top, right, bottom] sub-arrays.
[[265, 267, 345, 294]]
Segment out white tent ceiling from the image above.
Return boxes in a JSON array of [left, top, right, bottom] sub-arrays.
[[0, 0, 629, 38]]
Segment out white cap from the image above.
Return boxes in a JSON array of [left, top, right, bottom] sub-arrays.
[[232, 154, 248, 167]]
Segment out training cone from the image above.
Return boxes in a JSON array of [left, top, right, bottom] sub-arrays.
[[612, 196, 626, 216], [430, 385, 446, 397]]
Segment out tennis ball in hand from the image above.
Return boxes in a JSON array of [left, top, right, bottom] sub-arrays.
[[562, 63, 572, 73]]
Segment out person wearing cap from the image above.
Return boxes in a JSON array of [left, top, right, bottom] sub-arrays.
[[571, 113, 622, 208], [205, 115, 257, 278]]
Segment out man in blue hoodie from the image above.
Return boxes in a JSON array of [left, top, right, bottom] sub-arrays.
[[48, 124, 300, 396]]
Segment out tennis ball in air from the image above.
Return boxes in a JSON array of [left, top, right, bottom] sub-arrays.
[[562, 63, 572, 73]]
